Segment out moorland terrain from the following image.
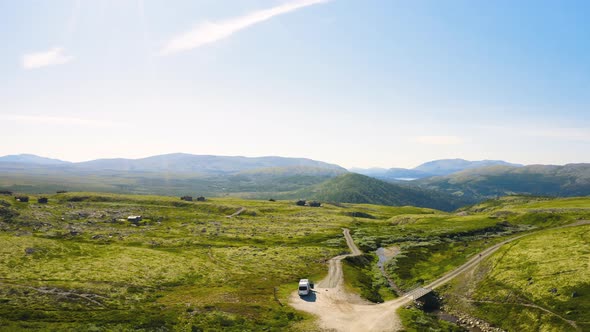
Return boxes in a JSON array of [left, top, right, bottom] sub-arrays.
[[0, 191, 588, 331], [1, 154, 589, 211]]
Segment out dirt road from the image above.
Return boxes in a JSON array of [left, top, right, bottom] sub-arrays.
[[226, 207, 246, 218], [290, 228, 404, 331], [289, 221, 590, 332], [317, 229, 361, 288]]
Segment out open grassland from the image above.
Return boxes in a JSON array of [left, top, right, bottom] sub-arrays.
[[0, 193, 350, 331], [442, 224, 590, 331], [349, 196, 590, 291], [0, 193, 588, 331]]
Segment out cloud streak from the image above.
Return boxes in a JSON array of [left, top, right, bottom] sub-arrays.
[[22, 47, 74, 69], [159, 0, 330, 55]]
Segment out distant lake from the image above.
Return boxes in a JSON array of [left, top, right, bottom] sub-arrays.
[[395, 178, 417, 181]]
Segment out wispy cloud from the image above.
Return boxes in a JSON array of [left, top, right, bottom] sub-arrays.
[[159, 0, 330, 55], [1, 114, 121, 128], [22, 47, 74, 69], [414, 136, 464, 145]]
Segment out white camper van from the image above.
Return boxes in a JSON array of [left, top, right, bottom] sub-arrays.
[[298, 279, 311, 296]]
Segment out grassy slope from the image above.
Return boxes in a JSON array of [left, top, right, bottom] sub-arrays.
[[0, 168, 341, 197], [350, 196, 590, 291], [443, 224, 590, 331], [418, 164, 590, 201], [0, 193, 351, 331], [0, 193, 588, 331], [288, 173, 471, 211]]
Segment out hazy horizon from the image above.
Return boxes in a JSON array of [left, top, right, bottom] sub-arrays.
[[2, 0, 589, 168], [1, 151, 583, 170]]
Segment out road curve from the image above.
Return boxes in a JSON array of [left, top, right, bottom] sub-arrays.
[[290, 221, 590, 332], [290, 228, 403, 331], [318, 228, 362, 288]]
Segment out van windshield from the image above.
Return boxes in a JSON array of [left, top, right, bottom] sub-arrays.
[[299, 286, 308, 291]]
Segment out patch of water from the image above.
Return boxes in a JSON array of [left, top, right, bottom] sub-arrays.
[[376, 247, 388, 268]]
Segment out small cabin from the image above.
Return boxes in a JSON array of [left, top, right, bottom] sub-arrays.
[[127, 215, 142, 223], [15, 196, 29, 203], [180, 196, 193, 201], [37, 197, 48, 204], [196, 196, 206, 202]]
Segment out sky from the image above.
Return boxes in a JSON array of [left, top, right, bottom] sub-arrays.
[[1, 0, 589, 169]]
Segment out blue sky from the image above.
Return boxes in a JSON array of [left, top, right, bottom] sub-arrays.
[[1, 0, 589, 168]]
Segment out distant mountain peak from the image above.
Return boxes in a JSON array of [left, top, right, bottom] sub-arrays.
[[413, 159, 522, 175], [352, 159, 522, 181], [0, 154, 70, 165]]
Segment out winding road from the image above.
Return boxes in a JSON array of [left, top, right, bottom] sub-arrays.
[[289, 221, 590, 332]]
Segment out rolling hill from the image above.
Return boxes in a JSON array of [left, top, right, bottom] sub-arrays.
[[0, 154, 70, 165], [353, 159, 521, 181], [0, 153, 347, 196], [288, 173, 470, 211], [0, 153, 346, 175], [418, 163, 590, 201]]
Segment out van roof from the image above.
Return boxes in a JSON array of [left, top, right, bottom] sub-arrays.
[[299, 279, 309, 284]]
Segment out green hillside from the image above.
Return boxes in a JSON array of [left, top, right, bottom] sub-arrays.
[[0, 193, 588, 331], [418, 163, 590, 201], [443, 222, 590, 331], [290, 173, 471, 211], [0, 167, 341, 197]]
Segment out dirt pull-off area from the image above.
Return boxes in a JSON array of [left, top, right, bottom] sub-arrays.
[[290, 229, 405, 332], [289, 222, 590, 331]]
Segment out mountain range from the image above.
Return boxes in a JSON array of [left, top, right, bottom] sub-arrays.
[[1, 153, 588, 211], [0, 153, 346, 175], [351, 159, 523, 181], [417, 163, 590, 201]]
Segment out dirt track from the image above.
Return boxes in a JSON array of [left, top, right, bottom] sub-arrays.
[[289, 221, 590, 331], [226, 207, 246, 218], [290, 228, 404, 331]]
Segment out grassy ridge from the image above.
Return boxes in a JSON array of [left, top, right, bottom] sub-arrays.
[[418, 163, 590, 201], [350, 196, 590, 291], [443, 224, 590, 331], [289, 173, 471, 211]]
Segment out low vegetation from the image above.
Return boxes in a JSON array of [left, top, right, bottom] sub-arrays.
[[0, 193, 587, 331], [350, 196, 590, 292], [0, 193, 349, 331], [442, 223, 590, 331], [289, 173, 471, 211], [418, 163, 590, 202], [397, 307, 463, 332], [342, 254, 395, 303]]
